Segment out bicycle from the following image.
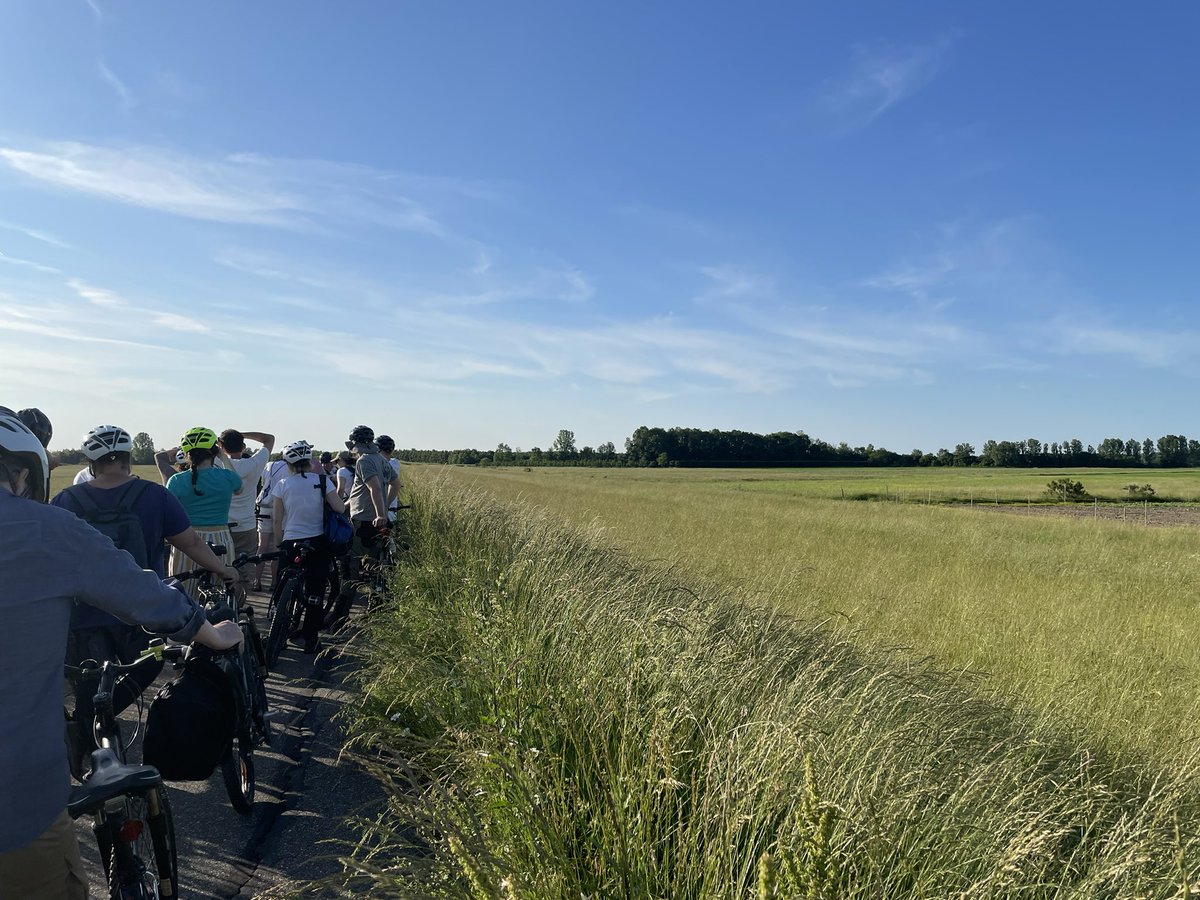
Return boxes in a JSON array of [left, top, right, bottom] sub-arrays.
[[173, 560, 273, 815], [65, 641, 186, 899], [251, 543, 316, 666]]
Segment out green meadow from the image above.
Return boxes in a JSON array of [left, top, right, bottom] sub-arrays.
[[418, 464, 1200, 765]]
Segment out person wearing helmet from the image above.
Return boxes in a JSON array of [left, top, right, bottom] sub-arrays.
[[376, 434, 402, 522], [0, 409, 242, 897], [331, 425, 397, 630], [218, 428, 276, 561], [319, 450, 336, 477], [51, 425, 243, 774], [271, 440, 346, 654], [164, 427, 243, 583], [334, 450, 355, 500]]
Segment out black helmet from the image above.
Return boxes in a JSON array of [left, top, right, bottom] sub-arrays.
[[376, 434, 395, 452], [348, 425, 374, 446], [319, 451, 333, 464], [16, 407, 52, 448]]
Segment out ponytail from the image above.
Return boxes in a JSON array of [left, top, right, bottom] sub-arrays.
[[188, 448, 214, 495]]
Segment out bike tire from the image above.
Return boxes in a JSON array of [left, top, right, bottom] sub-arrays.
[[103, 792, 172, 899], [322, 563, 341, 621], [221, 734, 256, 816], [265, 576, 299, 667]]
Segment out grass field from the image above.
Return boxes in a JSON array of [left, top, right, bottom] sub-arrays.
[[414, 464, 1200, 767], [347, 475, 1200, 897]]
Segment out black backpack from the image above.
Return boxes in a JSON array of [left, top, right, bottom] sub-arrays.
[[63, 479, 152, 568], [142, 656, 235, 781]]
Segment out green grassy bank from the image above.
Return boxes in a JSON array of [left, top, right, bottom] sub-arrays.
[[347, 477, 1200, 898]]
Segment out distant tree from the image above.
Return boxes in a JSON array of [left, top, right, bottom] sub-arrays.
[[1143, 438, 1156, 464], [1157, 434, 1188, 467], [131, 432, 156, 465], [551, 429, 577, 456], [597, 441, 616, 457], [952, 442, 976, 467]]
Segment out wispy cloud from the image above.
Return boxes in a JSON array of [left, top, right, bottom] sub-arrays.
[[98, 59, 135, 111], [0, 251, 61, 275], [68, 278, 128, 308], [83, 0, 103, 23], [0, 219, 70, 248], [0, 141, 454, 233], [821, 34, 960, 129], [1048, 325, 1200, 368]]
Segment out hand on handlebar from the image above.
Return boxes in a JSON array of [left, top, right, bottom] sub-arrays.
[[218, 564, 242, 585], [372, 515, 387, 529]]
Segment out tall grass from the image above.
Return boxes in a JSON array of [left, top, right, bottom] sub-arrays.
[[347, 477, 1200, 897]]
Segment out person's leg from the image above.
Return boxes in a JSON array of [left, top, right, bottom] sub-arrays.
[[0, 810, 89, 900], [232, 527, 258, 561], [330, 524, 374, 630], [301, 539, 331, 650]]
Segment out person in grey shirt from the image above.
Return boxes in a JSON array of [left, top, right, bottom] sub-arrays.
[[0, 410, 242, 899]]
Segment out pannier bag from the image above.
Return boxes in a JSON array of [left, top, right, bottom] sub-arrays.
[[143, 656, 235, 781]]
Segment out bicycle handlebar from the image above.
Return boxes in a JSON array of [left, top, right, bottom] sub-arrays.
[[171, 551, 285, 583]]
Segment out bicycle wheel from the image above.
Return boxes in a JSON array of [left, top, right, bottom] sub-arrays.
[[102, 792, 173, 899], [322, 561, 341, 622], [221, 734, 256, 815], [265, 575, 299, 667], [146, 787, 178, 898]]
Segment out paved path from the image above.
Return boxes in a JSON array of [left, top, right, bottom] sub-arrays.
[[74, 591, 384, 898]]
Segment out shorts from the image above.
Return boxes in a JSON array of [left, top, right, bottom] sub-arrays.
[[232, 528, 258, 559], [0, 810, 88, 900], [256, 515, 273, 535]]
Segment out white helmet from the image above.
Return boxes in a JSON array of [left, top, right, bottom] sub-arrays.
[[0, 410, 50, 502], [82, 424, 133, 460], [175, 449, 187, 464], [282, 440, 314, 465]]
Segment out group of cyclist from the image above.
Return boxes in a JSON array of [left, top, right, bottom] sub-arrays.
[[0, 406, 401, 899]]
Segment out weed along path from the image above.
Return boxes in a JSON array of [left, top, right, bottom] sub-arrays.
[[73, 588, 381, 899]]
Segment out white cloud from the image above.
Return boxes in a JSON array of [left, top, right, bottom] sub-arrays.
[[0, 219, 70, 248], [0, 251, 61, 275], [68, 278, 127, 308], [0, 141, 451, 234], [152, 312, 208, 333], [98, 59, 135, 111], [822, 34, 960, 128]]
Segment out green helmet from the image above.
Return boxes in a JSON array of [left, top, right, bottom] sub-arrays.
[[180, 426, 218, 452]]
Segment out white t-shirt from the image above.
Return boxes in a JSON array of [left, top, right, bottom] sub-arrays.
[[226, 448, 269, 532], [255, 459, 290, 518], [335, 466, 354, 499], [272, 472, 337, 542], [73, 467, 94, 485]]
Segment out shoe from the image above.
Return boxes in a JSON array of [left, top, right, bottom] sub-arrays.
[[288, 633, 306, 647]]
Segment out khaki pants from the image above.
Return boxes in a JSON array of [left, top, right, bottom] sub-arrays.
[[231, 528, 258, 560], [0, 811, 88, 899]]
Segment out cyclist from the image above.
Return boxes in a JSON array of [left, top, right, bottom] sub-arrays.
[[0, 409, 242, 899], [253, 452, 290, 591], [271, 440, 346, 653], [376, 434, 402, 522], [51, 425, 241, 775], [334, 450, 355, 499], [319, 451, 337, 478], [219, 428, 276, 560], [331, 425, 395, 629], [165, 427, 243, 584]]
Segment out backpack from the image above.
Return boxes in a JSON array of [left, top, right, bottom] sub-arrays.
[[63, 479, 152, 568], [319, 472, 353, 554], [142, 656, 235, 781], [255, 459, 289, 517]]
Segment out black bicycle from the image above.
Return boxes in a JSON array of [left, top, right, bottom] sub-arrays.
[[65, 642, 186, 899], [174, 562, 272, 815], [259, 543, 318, 665]]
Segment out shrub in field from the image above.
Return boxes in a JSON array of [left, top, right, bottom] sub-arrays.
[[344, 479, 1200, 898], [1124, 483, 1156, 498], [1044, 477, 1090, 501]]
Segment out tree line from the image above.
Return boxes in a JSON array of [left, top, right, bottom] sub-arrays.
[[394, 428, 1200, 469]]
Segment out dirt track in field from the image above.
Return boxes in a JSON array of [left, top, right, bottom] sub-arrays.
[[967, 502, 1200, 528]]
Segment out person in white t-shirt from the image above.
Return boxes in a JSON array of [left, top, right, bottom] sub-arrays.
[[72, 467, 94, 486], [334, 451, 355, 499], [271, 440, 345, 654], [218, 428, 275, 560], [376, 435, 401, 521], [252, 455, 290, 591]]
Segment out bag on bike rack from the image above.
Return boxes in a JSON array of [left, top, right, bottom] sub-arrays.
[[143, 656, 235, 781], [319, 472, 353, 555]]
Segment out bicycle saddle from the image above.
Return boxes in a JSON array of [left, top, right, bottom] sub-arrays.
[[67, 749, 162, 818]]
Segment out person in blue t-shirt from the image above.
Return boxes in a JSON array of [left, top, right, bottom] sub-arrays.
[[51, 424, 241, 777], [164, 426, 244, 579]]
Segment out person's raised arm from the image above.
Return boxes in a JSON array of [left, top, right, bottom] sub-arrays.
[[154, 447, 177, 485], [241, 431, 275, 453]]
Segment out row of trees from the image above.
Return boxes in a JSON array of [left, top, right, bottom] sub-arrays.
[[396, 428, 1200, 470]]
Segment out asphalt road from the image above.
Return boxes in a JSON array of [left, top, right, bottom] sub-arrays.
[[73, 590, 385, 898]]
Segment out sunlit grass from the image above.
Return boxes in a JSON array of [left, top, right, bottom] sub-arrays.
[[345, 476, 1200, 898], [424, 464, 1200, 765]]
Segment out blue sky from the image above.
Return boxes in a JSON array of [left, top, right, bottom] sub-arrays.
[[1, 2, 1197, 454]]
